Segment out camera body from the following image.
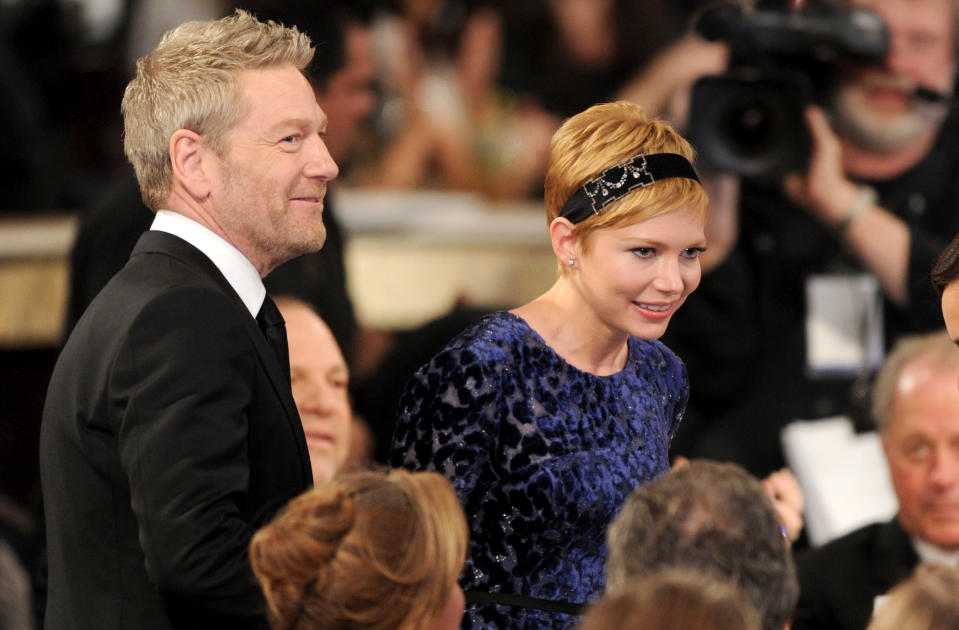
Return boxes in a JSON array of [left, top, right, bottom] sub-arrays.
[[687, 1, 888, 180]]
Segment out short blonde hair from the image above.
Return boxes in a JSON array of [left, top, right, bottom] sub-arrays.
[[578, 569, 761, 630], [871, 330, 959, 432], [249, 469, 468, 630], [545, 101, 708, 262], [867, 564, 959, 630], [122, 9, 314, 210]]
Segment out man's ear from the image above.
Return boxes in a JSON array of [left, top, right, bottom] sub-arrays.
[[170, 129, 212, 200], [549, 217, 582, 265]]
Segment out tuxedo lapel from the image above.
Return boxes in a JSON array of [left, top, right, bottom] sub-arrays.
[[130, 231, 313, 486]]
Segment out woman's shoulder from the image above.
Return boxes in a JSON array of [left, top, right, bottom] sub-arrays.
[[628, 337, 685, 373], [439, 310, 537, 359]]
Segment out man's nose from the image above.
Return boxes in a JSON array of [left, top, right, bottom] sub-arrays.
[[930, 449, 959, 489], [305, 135, 339, 181]]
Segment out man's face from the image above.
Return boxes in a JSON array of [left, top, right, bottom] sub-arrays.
[[316, 24, 376, 162], [833, 0, 956, 152], [281, 300, 352, 486], [212, 64, 339, 275], [883, 353, 959, 549]]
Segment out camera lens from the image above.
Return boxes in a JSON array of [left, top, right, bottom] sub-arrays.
[[719, 90, 779, 158], [689, 72, 813, 179]]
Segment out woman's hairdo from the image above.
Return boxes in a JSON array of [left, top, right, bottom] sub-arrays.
[[558, 153, 701, 224], [249, 469, 468, 630], [544, 101, 708, 251], [932, 230, 959, 296]]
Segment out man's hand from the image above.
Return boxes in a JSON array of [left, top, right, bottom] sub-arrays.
[[782, 106, 861, 229], [762, 468, 805, 545]]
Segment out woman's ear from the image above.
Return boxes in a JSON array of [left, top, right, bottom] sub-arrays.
[[549, 217, 581, 266], [169, 129, 212, 201]]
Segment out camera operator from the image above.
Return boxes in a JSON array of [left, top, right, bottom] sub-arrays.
[[625, 0, 959, 477]]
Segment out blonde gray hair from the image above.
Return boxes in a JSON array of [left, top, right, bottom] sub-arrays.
[[606, 460, 798, 630], [122, 9, 314, 210], [871, 330, 959, 432]]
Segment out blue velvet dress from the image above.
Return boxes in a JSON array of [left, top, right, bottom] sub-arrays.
[[390, 312, 688, 629]]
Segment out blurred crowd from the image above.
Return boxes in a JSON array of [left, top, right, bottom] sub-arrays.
[[0, 0, 702, 213], [6, 0, 959, 629]]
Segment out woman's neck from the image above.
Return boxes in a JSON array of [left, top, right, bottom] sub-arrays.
[[511, 280, 629, 376]]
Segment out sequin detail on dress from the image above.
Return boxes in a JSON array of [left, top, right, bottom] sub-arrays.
[[391, 312, 688, 629]]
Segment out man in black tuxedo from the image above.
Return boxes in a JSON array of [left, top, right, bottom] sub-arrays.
[[40, 10, 338, 630], [66, 3, 376, 368], [794, 330, 959, 630]]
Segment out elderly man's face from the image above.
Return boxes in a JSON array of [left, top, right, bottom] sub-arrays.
[[280, 300, 352, 485], [882, 353, 959, 548], [833, 0, 956, 152]]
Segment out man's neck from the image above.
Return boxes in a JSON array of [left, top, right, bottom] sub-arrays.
[[167, 190, 269, 276]]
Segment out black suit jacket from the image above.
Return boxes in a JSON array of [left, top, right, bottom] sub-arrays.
[[40, 231, 312, 630], [793, 518, 919, 630]]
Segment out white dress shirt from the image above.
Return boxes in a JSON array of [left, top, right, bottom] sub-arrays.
[[151, 210, 265, 317]]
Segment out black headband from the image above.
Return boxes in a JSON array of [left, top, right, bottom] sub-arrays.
[[558, 153, 701, 224]]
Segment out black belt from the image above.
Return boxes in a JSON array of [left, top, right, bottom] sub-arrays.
[[465, 590, 584, 616]]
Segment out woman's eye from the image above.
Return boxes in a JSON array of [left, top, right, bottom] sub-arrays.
[[682, 247, 705, 259], [632, 247, 654, 258]]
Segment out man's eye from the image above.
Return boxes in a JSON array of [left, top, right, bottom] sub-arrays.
[[904, 441, 930, 459]]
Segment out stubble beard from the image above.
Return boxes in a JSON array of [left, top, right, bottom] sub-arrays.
[[220, 159, 328, 275]]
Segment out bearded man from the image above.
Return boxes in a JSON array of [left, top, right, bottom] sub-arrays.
[[663, 0, 959, 477]]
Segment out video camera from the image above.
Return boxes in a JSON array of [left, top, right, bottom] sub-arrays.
[[687, 1, 888, 180]]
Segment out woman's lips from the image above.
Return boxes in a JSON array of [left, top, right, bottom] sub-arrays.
[[632, 301, 674, 320]]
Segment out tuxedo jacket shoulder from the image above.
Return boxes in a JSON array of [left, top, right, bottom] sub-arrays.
[[793, 518, 918, 630], [41, 231, 312, 630]]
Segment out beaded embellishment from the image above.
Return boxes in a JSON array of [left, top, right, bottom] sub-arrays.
[[583, 154, 655, 215]]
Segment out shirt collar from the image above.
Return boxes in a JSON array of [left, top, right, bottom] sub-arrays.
[[912, 536, 959, 566], [151, 210, 265, 317]]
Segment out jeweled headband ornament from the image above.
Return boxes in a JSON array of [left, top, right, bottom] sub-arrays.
[[558, 153, 701, 224]]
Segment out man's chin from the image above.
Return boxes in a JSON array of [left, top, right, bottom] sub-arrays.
[[920, 524, 959, 550], [832, 90, 933, 153], [294, 230, 328, 256]]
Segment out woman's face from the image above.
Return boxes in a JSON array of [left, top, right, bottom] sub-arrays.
[[572, 206, 706, 340], [425, 583, 465, 630]]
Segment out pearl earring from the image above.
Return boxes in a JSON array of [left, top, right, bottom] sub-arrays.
[[567, 258, 575, 266]]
